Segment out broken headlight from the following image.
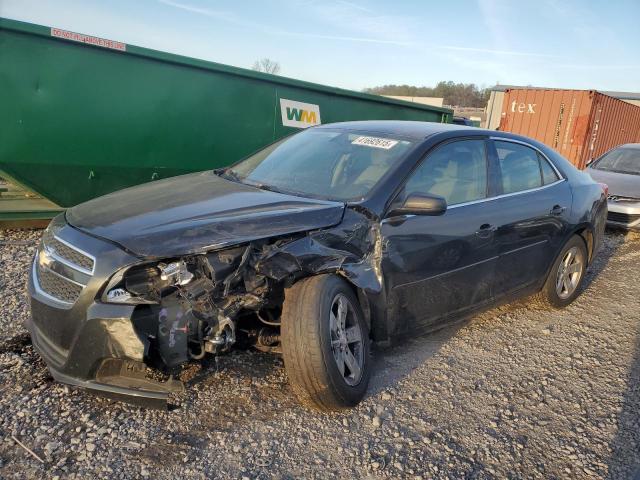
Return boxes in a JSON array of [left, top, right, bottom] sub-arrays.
[[102, 260, 194, 304], [158, 260, 194, 286]]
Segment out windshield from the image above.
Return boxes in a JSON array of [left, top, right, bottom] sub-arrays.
[[592, 147, 640, 175], [221, 129, 415, 201]]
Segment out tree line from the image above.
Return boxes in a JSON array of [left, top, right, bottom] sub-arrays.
[[364, 81, 491, 108], [248, 61, 490, 109]]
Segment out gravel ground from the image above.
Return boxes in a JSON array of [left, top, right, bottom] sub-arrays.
[[1, 228, 640, 479]]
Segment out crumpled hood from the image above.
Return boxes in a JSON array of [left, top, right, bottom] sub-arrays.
[[587, 168, 640, 198], [66, 172, 345, 258]]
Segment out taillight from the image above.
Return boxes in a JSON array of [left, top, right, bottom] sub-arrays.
[[598, 183, 608, 196]]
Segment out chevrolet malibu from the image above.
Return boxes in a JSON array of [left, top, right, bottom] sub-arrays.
[[27, 121, 607, 411]]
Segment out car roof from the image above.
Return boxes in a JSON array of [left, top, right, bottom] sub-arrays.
[[617, 143, 640, 150], [316, 120, 481, 139], [315, 120, 552, 149]]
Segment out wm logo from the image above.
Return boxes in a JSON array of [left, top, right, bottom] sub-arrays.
[[280, 99, 321, 128], [286, 107, 317, 124]]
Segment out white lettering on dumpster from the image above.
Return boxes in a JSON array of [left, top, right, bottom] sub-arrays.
[[280, 99, 321, 128], [50, 28, 126, 52]]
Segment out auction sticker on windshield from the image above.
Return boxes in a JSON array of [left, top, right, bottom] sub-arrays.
[[352, 136, 399, 149]]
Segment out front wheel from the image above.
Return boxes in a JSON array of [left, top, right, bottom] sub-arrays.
[[281, 275, 371, 411], [535, 235, 588, 308]]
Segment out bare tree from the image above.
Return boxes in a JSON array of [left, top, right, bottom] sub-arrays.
[[252, 58, 281, 75]]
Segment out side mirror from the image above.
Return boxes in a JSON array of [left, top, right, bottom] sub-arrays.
[[388, 193, 447, 217]]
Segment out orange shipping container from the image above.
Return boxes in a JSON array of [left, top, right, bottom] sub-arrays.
[[498, 88, 640, 169]]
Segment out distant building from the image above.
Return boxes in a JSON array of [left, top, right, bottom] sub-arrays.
[[383, 96, 445, 108]]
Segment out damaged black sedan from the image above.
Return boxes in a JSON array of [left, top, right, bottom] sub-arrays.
[[26, 121, 607, 410]]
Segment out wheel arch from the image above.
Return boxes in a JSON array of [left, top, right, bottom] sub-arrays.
[[571, 224, 595, 264], [343, 277, 373, 334], [334, 273, 391, 344], [286, 271, 387, 343], [538, 227, 592, 294]]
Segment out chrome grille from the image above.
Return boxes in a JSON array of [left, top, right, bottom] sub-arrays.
[[34, 231, 95, 306], [36, 262, 84, 304], [607, 194, 640, 203], [42, 230, 95, 273]]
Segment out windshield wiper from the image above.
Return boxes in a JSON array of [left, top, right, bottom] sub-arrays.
[[244, 181, 285, 194], [245, 180, 316, 198], [215, 169, 290, 193], [217, 172, 326, 199], [215, 168, 243, 183]]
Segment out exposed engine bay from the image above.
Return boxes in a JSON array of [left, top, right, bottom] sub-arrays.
[[118, 245, 283, 370], [98, 208, 384, 384]]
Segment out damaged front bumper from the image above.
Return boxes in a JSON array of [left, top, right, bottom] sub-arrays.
[[25, 300, 182, 408], [27, 206, 385, 407], [26, 215, 182, 408]]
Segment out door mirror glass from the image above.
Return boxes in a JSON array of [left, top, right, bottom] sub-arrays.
[[388, 193, 447, 217]]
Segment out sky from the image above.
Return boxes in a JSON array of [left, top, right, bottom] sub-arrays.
[[2, 0, 639, 92]]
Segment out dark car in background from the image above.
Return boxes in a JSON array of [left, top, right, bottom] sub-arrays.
[[587, 143, 640, 230], [27, 121, 607, 411], [452, 116, 476, 126]]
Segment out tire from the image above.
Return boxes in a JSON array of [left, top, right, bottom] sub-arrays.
[[281, 274, 371, 411], [534, 235, 588, 308]]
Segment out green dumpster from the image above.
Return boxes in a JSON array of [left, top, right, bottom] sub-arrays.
[[0, 18, 452, 211]]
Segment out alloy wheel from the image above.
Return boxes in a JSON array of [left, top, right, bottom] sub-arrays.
[[555, 246, 584, 300], [328, 293, 364, 386]]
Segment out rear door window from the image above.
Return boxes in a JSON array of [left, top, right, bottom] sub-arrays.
[[404, 139, 488, 205], [539, 156, 560, 184], [495, 141, 544, 194]]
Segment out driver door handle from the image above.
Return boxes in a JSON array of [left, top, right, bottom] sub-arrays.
[[550, 205, 566, 216], [475, 223, 497, 239]]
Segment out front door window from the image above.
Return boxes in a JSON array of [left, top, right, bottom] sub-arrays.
[[404, 139, 488, 205]]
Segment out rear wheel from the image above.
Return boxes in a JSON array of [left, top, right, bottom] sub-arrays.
[[535, 235, 588, 308], [281, 275, 371, 411]]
